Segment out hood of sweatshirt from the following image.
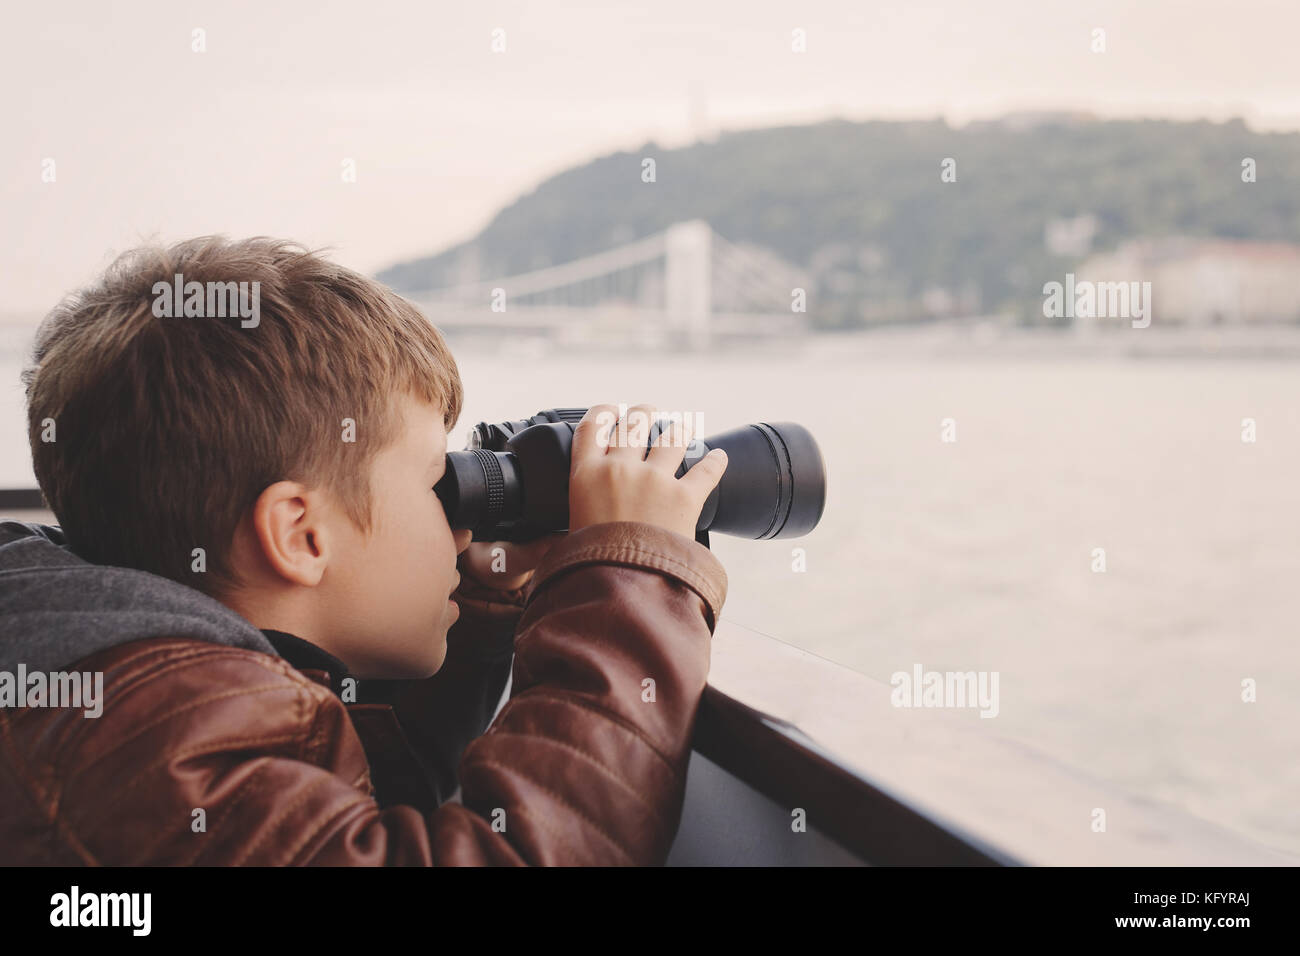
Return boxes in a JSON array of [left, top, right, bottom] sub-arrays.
[[0, 519, 279, 673]]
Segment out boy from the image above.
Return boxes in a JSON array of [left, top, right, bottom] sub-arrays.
[[0, 236, 728, 865]]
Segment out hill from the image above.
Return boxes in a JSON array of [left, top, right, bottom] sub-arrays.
[[377, 116, 1300, 329]]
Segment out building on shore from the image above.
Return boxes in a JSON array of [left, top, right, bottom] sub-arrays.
[[1073, 238, 1300, 329]]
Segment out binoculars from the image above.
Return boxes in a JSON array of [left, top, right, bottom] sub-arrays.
[[434, 407, 827, 547]]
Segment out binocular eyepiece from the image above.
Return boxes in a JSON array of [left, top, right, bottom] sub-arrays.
[[434, 407, 827, 545]]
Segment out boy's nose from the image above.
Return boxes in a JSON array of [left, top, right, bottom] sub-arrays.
[[453, 528, 472, 554]]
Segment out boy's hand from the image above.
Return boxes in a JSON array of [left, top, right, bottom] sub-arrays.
[[461, 533, 567, 592], [569, 403, 728, 541]]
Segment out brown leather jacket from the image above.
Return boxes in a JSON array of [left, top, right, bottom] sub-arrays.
[[0, 520, 727, 865]]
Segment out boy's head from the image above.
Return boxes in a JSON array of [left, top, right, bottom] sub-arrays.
[[24, 236, 472, 678]]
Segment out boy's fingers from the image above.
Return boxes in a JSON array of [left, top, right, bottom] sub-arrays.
[[515, 530, 567, 565], [572, 403, 619, 465], [607, 403, 657, 460], [645, 418, 689, 472], [463, 531, 566, 586], [679, 448, 728, 500]]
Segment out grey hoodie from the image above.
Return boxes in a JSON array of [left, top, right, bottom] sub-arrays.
[[0, 519, 279, 674]]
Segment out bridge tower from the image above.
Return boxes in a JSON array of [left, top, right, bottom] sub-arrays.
[[664, 220, 713, 349]]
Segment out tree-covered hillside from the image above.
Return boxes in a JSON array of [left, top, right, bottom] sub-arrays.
[[378, 116, 1300, 329]]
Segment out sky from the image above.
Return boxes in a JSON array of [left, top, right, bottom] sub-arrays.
[[2, 0, 1299, 313]]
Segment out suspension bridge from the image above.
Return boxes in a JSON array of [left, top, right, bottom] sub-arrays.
[[404, 220, 810, 350]]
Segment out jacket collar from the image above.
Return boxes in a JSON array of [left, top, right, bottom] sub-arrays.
[[260, 629, 352, 692], [259, 629, 406, 707]]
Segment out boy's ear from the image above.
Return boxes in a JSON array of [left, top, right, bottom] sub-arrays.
[[249, 480, 332, 587]]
